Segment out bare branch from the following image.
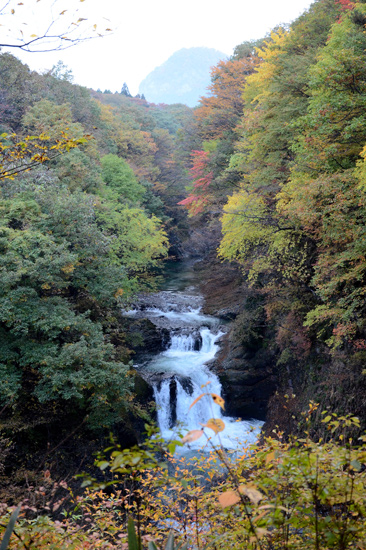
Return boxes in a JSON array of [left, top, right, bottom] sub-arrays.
[[0, 0, 111, 53]]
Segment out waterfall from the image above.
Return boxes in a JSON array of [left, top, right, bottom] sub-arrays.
[[132, 295, 263, 453], [169, 333, 197, 352], [152, 327, 223, 434]]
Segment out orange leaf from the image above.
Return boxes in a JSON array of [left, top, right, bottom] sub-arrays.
[[211, 393, 225, 410], [265, 451, 275, 464], [254, 510, 270, 523], [218, 490, 241, 508], [202, 418, 225, 434], [181, 430, 204, 444], [258, 504, 289, 512], [189, 393, 206, 410], [239, 484, 263, 505]]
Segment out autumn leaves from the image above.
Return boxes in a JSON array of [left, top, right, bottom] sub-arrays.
[[180, 388, 225, 444]]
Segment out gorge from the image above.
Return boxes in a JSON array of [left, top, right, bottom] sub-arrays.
[[126, 261, 263, 452], [2, 0, 366, 544]]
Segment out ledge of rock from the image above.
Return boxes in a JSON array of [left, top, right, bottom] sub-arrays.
[[127, 318, 170, 356], [214, 332, 277, 421], [196, 256, 277, 421]]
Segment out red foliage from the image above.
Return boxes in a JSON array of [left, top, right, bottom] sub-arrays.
[[189, 150, 213, 189], [177, 194, 209, 215], [336, 0, 355, 11], [353, 339, 366, 351], [177, 150, 213, 215]]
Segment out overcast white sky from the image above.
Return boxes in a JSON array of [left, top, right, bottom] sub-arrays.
[[2, 0, 314, 96]]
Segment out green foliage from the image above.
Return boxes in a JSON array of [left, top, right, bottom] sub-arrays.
[[290, 4, 366, 173], [54, 147, 103, 193], [95, 200, 168, 282], [1, 407, 365, 549], [101, 153, 146, 204], [277, 3, 366, 346], [128, 517, 141, 550], [0, 47, 189, 444], [49, 61, 74, 83], [219, 191, 274, 265], [204, 0, 366, 352], [121, 83, 132, 98], [22, 99, 84, 141], [0, 53, 44, 132], [0, 191, 134, 427]]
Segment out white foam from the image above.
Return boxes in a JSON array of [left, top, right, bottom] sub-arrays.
[[149, 324, 263, 453]]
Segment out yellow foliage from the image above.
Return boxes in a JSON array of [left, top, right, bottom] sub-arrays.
[[188, 393, 205, 409], [181, 429, 204, 444], [201, 418, 225, 434], [61, 263, 75, 274], [0, 131, 89, 181], [219, 190, 273, 265], [2, 418, 366, 550], [355, 141, 366, 191], [210, 393, 225, 410], [244, 29, 289, 105]]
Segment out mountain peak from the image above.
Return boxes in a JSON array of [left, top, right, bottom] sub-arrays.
[[139, 47, 227, 107]]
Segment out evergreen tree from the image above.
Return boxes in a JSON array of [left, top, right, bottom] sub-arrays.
[[121, 82, 132, 97]]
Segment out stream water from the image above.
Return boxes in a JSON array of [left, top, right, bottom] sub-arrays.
[[126, 262, 263, 453]]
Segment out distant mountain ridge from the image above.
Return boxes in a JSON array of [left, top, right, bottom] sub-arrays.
[[139, 47, 227, 107]]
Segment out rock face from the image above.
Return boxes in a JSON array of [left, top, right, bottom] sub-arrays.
[[196, 258, 277, 421], [139, 47, 227, 107], [127, 318, 170, 356], [213, 333, 276, 421]]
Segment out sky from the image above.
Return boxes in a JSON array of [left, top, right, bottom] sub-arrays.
[[2, 0, 314, 96]]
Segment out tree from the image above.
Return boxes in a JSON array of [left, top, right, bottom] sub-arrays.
[[121, 82, 132, 97], [22, 99, 84, 139], [48, 60, 74, 82], [179, 53, 261, 218], [278, 1, 366, 346], [95, 201, 168, 278], [0, 130, 88, 181], [0, 98, 90, 181], [101, 153, 146, 204], [194, 55, 260, 141], [178, 150, 213, 215], [0, 52, 43, 132], [0, 0, 112, 52], [0, 188, 133, 428]]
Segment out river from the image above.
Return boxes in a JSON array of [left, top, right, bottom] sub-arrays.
[[125, 261, 263, 453]]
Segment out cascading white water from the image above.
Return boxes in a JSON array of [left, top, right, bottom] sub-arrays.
[[169, 333, 196, 352], [141, 304, 263, 453], [151, 328, 222, 434]]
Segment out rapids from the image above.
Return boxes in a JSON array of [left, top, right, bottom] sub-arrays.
[[125, 264, 263, 453]]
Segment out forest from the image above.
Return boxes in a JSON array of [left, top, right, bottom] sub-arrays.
[[1, 0, 366, 548]]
